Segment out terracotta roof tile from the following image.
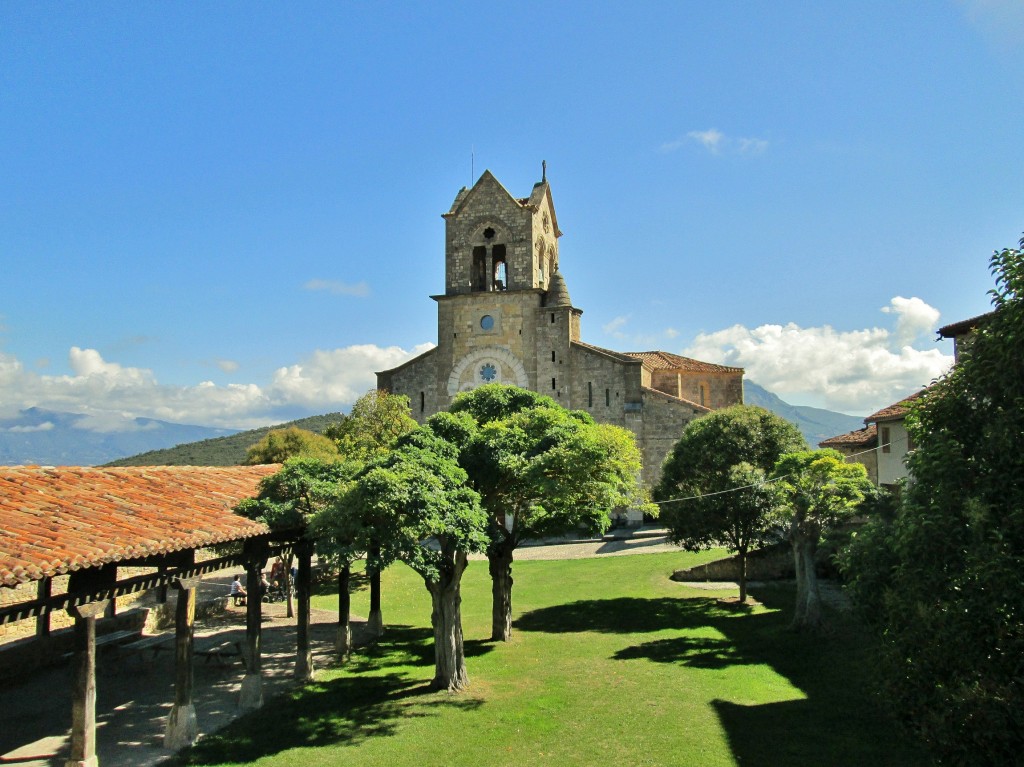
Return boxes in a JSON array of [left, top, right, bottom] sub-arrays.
[[819, 424, 878, 448], [624, 350, 743, 374], [0, 465, 279, 588], [865, 389, 928, 423]]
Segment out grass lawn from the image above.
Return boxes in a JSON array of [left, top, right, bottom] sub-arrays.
[[174, 550, 927, 767]]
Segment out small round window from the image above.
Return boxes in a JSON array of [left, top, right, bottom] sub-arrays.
[[480, 363, 498, 382], [480, 315, 495, 330]]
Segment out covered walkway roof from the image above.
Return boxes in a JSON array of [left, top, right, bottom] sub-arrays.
[[1, 464, 280, 590]]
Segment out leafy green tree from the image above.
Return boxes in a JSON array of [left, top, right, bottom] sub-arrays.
[[654, 405, 805, 602], [319, 427, 488, 691], [842, 240, 1024, 763], [324, 389, 417, 462], [447, 384, 649, 641], [237, 457, 359, 626], [325, 389, 417, 636], [772, 449, 870, 631], [244, 427, 340, 465]]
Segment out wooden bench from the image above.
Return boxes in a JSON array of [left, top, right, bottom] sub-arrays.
[[194, 639, 245, 669], [62, 629, 140, 661], [119, 633, 174, 662]]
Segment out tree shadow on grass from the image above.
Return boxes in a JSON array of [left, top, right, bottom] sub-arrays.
[[514, 585, 928, 767], [170, 624, 487, 766]]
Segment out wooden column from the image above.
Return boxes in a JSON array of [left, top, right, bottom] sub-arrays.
[[239, 554, 266, 710], [294, 538, 314, 681], [36, 577, 52, 638], [66, 599, 109, 767], [164, 578, 200, 751]]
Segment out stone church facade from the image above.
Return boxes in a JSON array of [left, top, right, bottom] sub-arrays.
[[377, 170, 744, 504]]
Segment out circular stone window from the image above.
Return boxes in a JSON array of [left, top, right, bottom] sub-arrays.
[[480, 314, 495, 330], [479, 363, 498, 382], [483, 227, 495, 240]]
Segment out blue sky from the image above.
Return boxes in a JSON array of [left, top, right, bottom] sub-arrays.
[[2, 2, 1022, 430]]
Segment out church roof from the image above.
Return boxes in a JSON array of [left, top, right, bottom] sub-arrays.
[[641, 386, 709, 413], [572, 341, 643, 364], [625, 351, 743, 374], [544, 270, 573, 307], [937, 311, 994, 339]]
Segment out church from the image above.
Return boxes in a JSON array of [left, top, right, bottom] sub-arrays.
[[377, 170, 744, 504]]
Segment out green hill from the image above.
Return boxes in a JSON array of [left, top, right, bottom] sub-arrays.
[[103, 412, 347, 467]]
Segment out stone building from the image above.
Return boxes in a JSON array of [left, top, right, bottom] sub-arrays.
[[377, 170, 744, 502]]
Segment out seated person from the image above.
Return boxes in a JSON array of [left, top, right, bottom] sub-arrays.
[[259, 573, 271, 597], [230, 574, 247, 605]]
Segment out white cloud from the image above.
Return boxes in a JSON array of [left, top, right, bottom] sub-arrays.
[[602, 315, 630, 339], [0, 343, 435, 429], [683, 297, 953, 415], [661, 128, 768, 156], [664, 328, 679, 339], [4, 422, 54, 433], [881, 295, 941, 346], [304, 279, 371, 297], [215, 359, 240, 373]]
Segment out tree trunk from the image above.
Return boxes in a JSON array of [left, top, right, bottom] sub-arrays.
[[790, 535, 806, 626], [336, 564, 351, 658], [427, 551, 470, 692], [737, 547, 748, 604], [797, 541, 824, 630], [367, 540, 383, 638], [488, 539, 515, 641]]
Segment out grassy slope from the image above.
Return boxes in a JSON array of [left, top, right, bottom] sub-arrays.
[[103, 413, 346, 467], [178, 551, 927, 767]]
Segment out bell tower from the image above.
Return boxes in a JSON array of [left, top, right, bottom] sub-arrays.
[[433, 169, 572, 398]]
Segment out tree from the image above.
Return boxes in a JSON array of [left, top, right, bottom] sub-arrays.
[[320, 426, 488, 691], [772, 449, 870, 631], [840, 240, 1024, 763], [654, 405, 805, 603], [325, 389, 417, 635], [245, 427, 340, 465], [324, 389, 417, 463], [446, 384, 649, 641], [236, 458, 359, 626]]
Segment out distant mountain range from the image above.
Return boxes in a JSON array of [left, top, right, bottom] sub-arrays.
[[743, 381, 864, 447], [0, 387, 861, 467], [0, 408, 239, 467]]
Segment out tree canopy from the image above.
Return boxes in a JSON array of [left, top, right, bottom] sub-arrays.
[[324, 389, 416, 463], [773, 448, 869, 630], [841, 239, 1024, 763], [442, 383, 649, 640], [244, 427, 340, 465], [317, 425, 488, 690]]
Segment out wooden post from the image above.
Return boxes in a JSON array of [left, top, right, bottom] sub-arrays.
[[164, 578, 200, 751], [294, 539, 314, 681], [66, 599, 109, 767], [239, 556, 265, 710], [36, 577, 51, 638]]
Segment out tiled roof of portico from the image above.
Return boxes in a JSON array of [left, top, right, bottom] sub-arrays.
[[0, 464, 280, 588]]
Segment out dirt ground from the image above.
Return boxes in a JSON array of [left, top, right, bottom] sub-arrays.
[[0, 595, 360, 767]]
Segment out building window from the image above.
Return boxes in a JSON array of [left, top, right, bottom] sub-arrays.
[[550, 313, 555, 323], [588, 381, 593, 407], [881, 426, 891, 453], [551, 351, 556, 362], [699, 383, 707, 407], [420, 391, 425, 413], [472, 246, 487, 292], [605, 388, 610, 406], [552, 378, 557, 390], [492, 244, 507, 290]]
